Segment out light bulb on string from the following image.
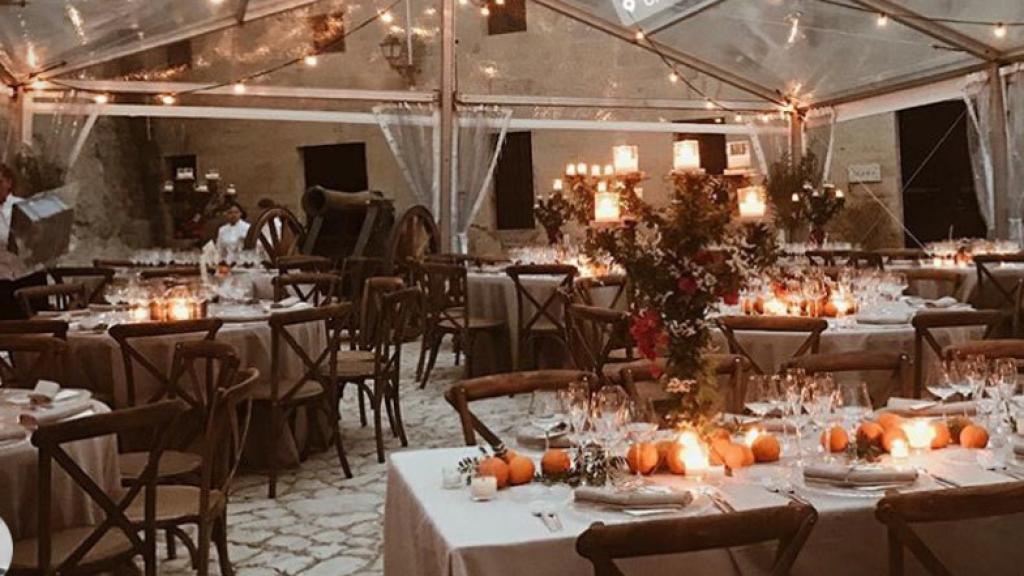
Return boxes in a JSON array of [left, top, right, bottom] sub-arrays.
[[786, 12, 801, 45], [704, 100, 716, 110], [380, 11, 394, 23], [93, 93, 110, 104], [634, 30, 645, 41], [668, 72, 679, 83], [480, 5, 490, 16], [28, 78, 46, 91], [734, 114, 743, 123], [495, 0, 505, 6], [160, 94, 177, 105], [994, 23, 1008, 38], [233, 82, 246, 94], [303, 54, 319, 67], [876, 13, 888, 27]]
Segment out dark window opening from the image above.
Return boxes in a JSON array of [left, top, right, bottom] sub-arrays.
[[164, 154, 196, 182], [488, 0, 527, 35], [310, 12, 346, 53], [301, 143, 369, 193], [494, 132, 535, 230]]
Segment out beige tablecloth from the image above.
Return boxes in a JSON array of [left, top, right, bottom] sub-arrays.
[[888, 263, 1024, 307], [0, 399, 119, 540], [384, 446, 1024, 576]]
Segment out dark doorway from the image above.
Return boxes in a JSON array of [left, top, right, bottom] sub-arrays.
[[301, 143, 369, 192], [898, 101, 986, 245], [675, 118, 727, 176], [494, 132, 535, 230]]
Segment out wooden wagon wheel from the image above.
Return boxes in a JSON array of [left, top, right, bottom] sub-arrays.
[[244, 207, 306, 262], [385, 205, 441, 276]]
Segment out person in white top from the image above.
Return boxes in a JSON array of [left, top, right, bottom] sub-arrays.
[[0, 163, 24, 253], [215, 203, 251, 259]]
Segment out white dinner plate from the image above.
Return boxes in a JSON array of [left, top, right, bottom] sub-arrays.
[[798, 476, 921, 499], [0, 388, 91, 406], [562, 489, 712, 524]]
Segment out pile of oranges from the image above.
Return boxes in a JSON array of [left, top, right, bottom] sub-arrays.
[[819, 413, 988, 454], [474, 448, 574, 490]]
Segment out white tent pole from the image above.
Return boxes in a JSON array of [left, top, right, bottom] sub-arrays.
[[458, 93, 777, 111], [989, 62, 1011, 238], [67, 111, 99, 168], [20, 91, 32, 145], [439, 0, 456, 248]]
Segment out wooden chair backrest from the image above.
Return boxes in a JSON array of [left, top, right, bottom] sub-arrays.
[[901, 268, 965, 299], [419, 262, 469, 327], [274, 254, 334, 274], [911, 310, 1005, 397], [444, 369, 595, 447], [848, 251, 884, 270], [268, 303, 350, 404], [614, 355, 748, 412], [0, 334, 67, 388], [93, 258, 135, 268], [0, 319, 69, 338], [716, 316, 828, 375], [576, 503, 818, 576], [574, 274, 629, 310], [875, 249, 928, 263], [784, 351, 913, 402], [973, 253, 1024, 309], [943, 339, 1024, 361], [15, 283, 87, 317], [565, 304, 632, 378], [806, 250, 851, 267], [876, 482, 1024, 576], [138, 266, 201, 280], [109, 319, 224, 407], [385, 205, 441, 277], [48, 266, 116, 304], [30, 400, 188, 576], [357, 277, 405, 350], [368, 287, 422, 381], [339, 256, 385, 303], [506, 264, 578, 336], [244, 206, 306, 260], [272, 272, 341, 307]]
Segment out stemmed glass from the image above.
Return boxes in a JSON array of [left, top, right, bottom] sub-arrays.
[[927, 362, 959, 405], [782, 373, 806, 465], [744, 375, 777, 419], [835, 381, 872, 432], [802, 276, 828, 317], [624, 397, 658, 485], [529, 389, 567, 453], [562, 379, 591, 448], [591, 386, 628, 478], [802, 375, 835, 458]]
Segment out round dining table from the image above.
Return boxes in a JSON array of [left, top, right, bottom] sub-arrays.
[[0, 392, 119, 540]]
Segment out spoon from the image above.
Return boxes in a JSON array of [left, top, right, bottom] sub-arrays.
[[528, 501, 560, 532]]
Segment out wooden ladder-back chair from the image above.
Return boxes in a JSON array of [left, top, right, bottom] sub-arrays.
[[574, 274, 629, 310], [876, 482, 1024, 576], [10, 400, 188, 576], [943, 339, 1024, 362], [243, 207, 306, 262], [565, 304, 633, 381], [445, 369, 594, 447], [902, 268, 965, 300], [972, 253, 1024, 309], [0, 334, 67, 389], [576, 503, 818, 576], [911, 310, 1005, 398], [784, 351, 913, 407], [506, 264, 578, 370], [717, 316, 828, 375], [128, 341, 258, 576], [847, 251, 885, 270], [48, 267, 116, 304], [138, 266, 202, 280], [259, 303, 351, 497], [806, 250, 851, 267], [108, 319, 223, 484], [274, 254, 334, 274], [416, 262, 506, 386], [875, 249, 928, 264], [15, 283, 87, 317], [608, 355, 748, 413], [272, 272, 342, 307]]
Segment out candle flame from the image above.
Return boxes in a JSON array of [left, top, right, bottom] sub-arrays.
[[902, 420, 936, 450]]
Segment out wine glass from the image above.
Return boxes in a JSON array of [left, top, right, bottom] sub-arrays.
[[592, 386, 628, 474], [563, 379, 591, 448], [624, 397, 658, 485], [835, 381, 872, 430], [744, 375, 776, 418], [928, 362, 958, 404], [529, 389, 567, 453]]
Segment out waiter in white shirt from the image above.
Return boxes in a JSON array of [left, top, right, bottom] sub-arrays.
[[215, 202, 251, 259], [0, 163, 23, 254]]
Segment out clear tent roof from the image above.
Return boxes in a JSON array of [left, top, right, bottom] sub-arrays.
[[0, 0, 1022, 107]]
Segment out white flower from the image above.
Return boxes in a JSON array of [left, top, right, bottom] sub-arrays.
[[666, 378, 696, 394]]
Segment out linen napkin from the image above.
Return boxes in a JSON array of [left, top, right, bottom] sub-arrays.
[[271, 296, 302, 309], [803, 463, 917, 488], [19, 398, 93, 428], [28, 380, 60, 405], [856, 312, 912, 325], [574, 486, 694, 509], [884, 397, 976, 417], [516, 425, 571, 450], [925, 297, 960, 309]]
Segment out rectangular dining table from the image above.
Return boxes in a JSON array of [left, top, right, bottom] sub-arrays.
[[384, 446, 1024, 576]]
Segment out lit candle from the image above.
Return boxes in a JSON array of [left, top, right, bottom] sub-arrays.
[[553, 178, 563, 191], [903, 420, 936, 451], [764, 298, 788, 316], [612, 145, 639, 175], [678, 431, 709, 479], [835, 188, 844, 199], [566, 163, 576, 177], [744, 427, 761, 447], [594, 185, 620, 223], [470, 475, 497, 501], [130, 304, 149, 322], [738, 186, 767, 220], [590, 164, 602, 178], [576, 162, 587, 175], [168, 298, 191, 321], [672, 140, 702, 173], [604, 164, 614, 176], [791, 192, 800, 203], [890, 438, 909, 460]]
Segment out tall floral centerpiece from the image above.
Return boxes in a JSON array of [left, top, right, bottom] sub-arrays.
[[766, 152, 845, 246]]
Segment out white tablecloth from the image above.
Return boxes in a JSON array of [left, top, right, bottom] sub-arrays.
[[888, 263, 1024, 307], [384, 446, 1024, 576], [0, 398, 119, 540]]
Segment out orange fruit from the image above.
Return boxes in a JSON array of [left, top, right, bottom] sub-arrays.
[[948, 417, 973, 444], [751, 434, 781, 463], [664, 446, 686, 475], [627, 443, 660, 475], [882, 427, 908, 453], [708, 428, 732, 442], [655, 440, 677, 469], [476, 457, 510, 489], [877, 413, 903, 432], [959, 425, 989, 449], [500, 449, 519, 464], [541, 449, 572, 476], [931, 422, 951, 449], [722, 443, 752, 469], [820, 426, 849, 453], [709, 438, 732, 466], [823, 300, 838, 318], [507, 456, 535, 486], [740, 445, 755, 467], [856, 422, 885, 448]]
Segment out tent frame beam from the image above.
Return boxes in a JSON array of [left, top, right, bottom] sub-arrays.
[[458, 92, 777, 111], [32, 80, 437, 103], [646, 0, 728, 36], [846, 0, 1000, 61], [529, 0, 787, 106]]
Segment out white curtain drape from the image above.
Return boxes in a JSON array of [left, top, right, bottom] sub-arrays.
[[747, 116, 790, 176], [373, 103, 439, 215], [964, 75, 996, 234], [804, 109, 837, 183], [1004, 67, 1024, 243], [453, 105, 512, 253]]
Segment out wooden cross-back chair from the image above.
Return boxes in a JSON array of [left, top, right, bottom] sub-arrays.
[[48, 267, 116, 304], [972, 253, 1024, 309], [0, 335, 67, 389], [574, 274, 629, 310], [806, 250, 852, 267], [138, 266, 201, 280], [875, 249, 928, 263], [9, 400, 188, 576], [911, 310, 1006, 398], [902, 268, 965, 300], [14, 283, 87, 317], [415, 261, 505, 386], [272, 272, 341, 307], [129, 341, 257, 576], [717, 316, 828, 375], [506, 264, 578, 370], [332, 287, 421, 463], [609, 355, 748, 413], [876, 482, 1024, 576], [444, 369, 595, 447], [385, 205, 441, 278], [244, 206, 306, 262], [943, 338, 1024, 364], [784, 351, 913, 407], [565, 304, 633, 382], [0, 319, 69, 338], [338, 256, 385, 347], [260, 303, 351, 497], [847, 250, 885, 270], [576, 503, 818, 576]]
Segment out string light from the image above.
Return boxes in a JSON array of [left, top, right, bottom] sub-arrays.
[[734, 114, 743, 123], [303, 54, 319, 67], [994, 23, 1008, 38], [159, 94, 177, 105], [480, 5, 490, 15], [704, 100, 716, 110], [380, 11, 394, 23], [93, 93, 110, 104], [495, 0, 505, 5], [232, 82, 246, 94], [786, 12, 801, 45], [876, 13, 888, 27], [634, 30, 645, 41], [668, 72, 679, 83]]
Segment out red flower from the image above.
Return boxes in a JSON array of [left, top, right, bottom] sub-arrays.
[[649, 361, 663, 379], [630, 310, 665, 361], [694, 250, 714, 265], [677, 276, 698, 295], [722, 291, 739, 305]]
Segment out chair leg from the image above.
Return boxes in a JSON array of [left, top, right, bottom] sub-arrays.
[[268, 403, 280, 498], [165, 528, 177, 560], [373, 383, 386, 463], [390, 374, 408, 447], [357, 381, 368, 427], [328, 389, 353, 478], [197, 520, 212, 576], [214, 513, 234, 576], [420, 332, 443, 388], [416, 329, 431, 380], [384, 386, 398, 438]]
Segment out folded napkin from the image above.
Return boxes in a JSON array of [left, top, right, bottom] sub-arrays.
[[803, 464, 918, 488], [19, 398, 93, 428], [857, 313, 912, 325], [884, 397, 976, 417], [29, 380, 60, 405], [925, 297, 960, 309], [271, 296, 302, 309], [516, 425, 571, 450], [574, 486, 694, 509]]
